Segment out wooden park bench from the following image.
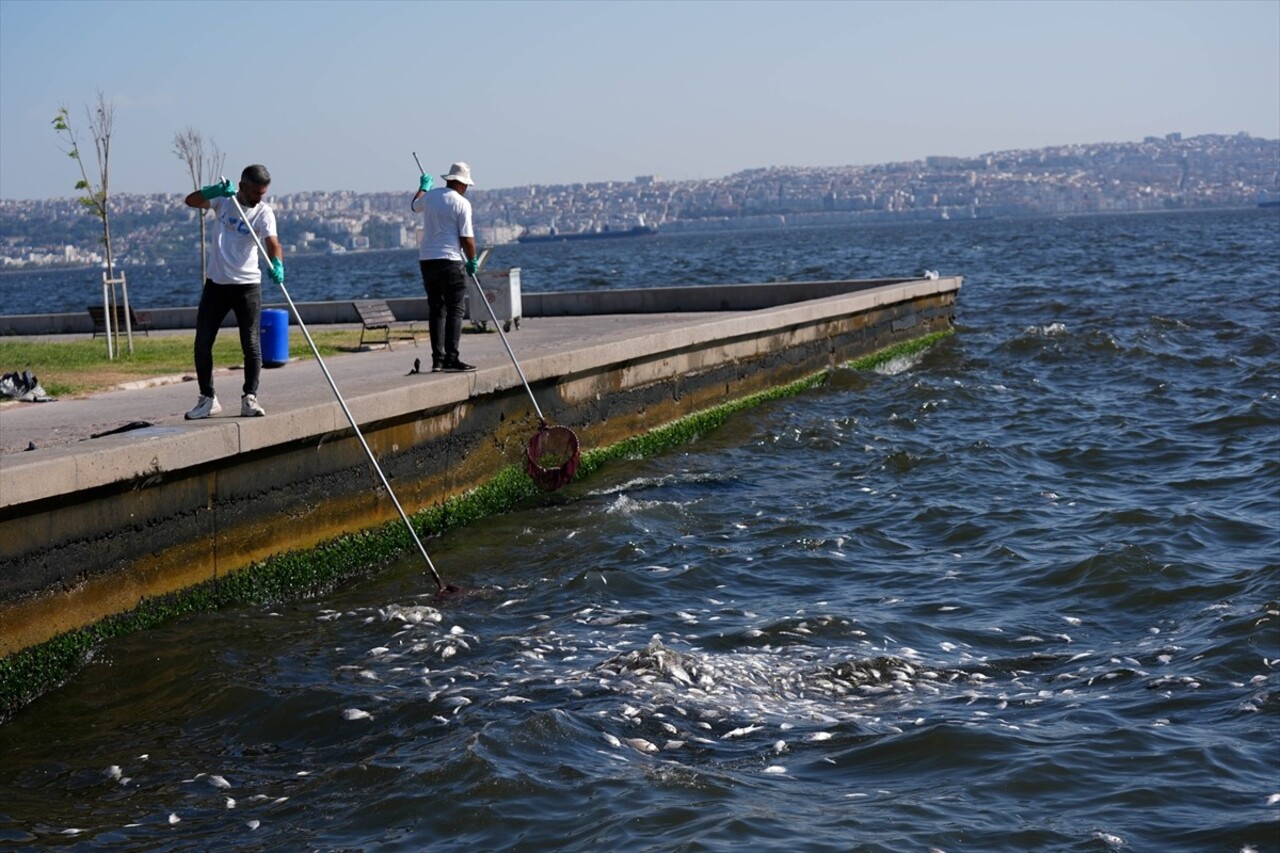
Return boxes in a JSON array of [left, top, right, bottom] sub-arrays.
[[88, 304, 152, 338], [353, 299, 420, 350]]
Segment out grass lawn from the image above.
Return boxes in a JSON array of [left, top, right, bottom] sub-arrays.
[[0, 330, 365, 398]]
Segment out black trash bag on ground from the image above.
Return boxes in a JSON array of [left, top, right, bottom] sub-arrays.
[[0, 370, 55, 402]]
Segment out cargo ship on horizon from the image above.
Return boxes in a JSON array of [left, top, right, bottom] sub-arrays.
[[517, 217, 659, 244]]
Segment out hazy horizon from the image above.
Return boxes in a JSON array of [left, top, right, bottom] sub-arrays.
[[4, 129, 1273, 205], [1, 0, 1277, 201]]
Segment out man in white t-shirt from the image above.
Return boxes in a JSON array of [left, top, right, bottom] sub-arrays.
[[182, 164, 284, 418], [413, 161, 479, 372]]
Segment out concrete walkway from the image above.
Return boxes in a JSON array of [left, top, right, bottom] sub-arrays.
[[0, 312, 720, 457]]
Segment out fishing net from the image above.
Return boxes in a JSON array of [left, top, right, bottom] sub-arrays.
[[525, 423, 580, 492]]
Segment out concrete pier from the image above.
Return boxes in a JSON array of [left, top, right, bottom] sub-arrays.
[[0, 276, 960, 657]]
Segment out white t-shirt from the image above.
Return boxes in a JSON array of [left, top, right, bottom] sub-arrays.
[[417, 187, 474, 261], [207, 195, 277, 284]]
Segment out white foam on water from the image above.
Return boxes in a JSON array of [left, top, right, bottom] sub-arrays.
[[604, 494, 668, 516], [588, 471, 729, 498], [874, 352, 924, 376]]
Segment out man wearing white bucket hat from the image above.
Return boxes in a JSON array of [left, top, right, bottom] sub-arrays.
[[414, 161, 479, 372]]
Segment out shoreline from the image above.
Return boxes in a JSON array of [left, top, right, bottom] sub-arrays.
[[2, 205, 1271, 275]]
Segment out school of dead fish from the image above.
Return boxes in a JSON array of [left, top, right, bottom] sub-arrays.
[[57, 592, 1276, 843]]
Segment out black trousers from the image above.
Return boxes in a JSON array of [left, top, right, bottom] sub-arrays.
[[418, 259, 466, 363], [193, 279, 262, 397]]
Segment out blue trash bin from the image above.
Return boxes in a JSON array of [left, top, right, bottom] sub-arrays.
[[261, 309, 289, 367]]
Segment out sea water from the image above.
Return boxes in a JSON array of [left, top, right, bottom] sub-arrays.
[[0, 209, 1277, 851]]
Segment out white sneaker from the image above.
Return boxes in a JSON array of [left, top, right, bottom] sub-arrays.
[[185, 395, 221, 420], [241, 394, 266, 417]]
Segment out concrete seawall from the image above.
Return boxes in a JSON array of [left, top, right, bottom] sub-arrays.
[[0, 276, 924, 334], [0, 277, 960, 657]]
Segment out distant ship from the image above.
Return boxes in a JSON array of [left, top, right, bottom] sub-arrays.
[[1257, 190, 1280, 209], [517, 222, 659, 244]]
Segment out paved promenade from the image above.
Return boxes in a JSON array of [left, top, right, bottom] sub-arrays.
[[0, 312, 721, 458]]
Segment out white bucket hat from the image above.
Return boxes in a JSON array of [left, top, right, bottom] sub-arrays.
[[442, 162, 474, 186]]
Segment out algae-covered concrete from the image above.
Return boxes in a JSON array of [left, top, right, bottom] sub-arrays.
[[0, 277, 960, 657]]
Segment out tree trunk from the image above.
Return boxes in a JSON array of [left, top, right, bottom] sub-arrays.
[[102, 214, 131, 355]]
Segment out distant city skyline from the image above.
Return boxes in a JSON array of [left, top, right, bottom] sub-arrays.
[[5, 131, 1274, 272], [1, 0, 1277, 201]]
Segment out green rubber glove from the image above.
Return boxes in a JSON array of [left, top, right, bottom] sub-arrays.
[[199, 178, 235, 200], [269, 258, 285, 285], [418, 174, 434, 193], [464, 257, 479, 276]]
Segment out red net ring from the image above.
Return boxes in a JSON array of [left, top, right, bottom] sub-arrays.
[[525, 424, 580, 492]]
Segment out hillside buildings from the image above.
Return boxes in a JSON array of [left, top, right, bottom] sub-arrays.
[[2, 133, 1276, 269]]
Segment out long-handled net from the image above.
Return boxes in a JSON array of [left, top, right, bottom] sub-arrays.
[[466, 257, 580, 492], [229, 188, 453, 593]]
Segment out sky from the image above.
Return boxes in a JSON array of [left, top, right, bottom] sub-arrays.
[[1, 0, 1277, 200]]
